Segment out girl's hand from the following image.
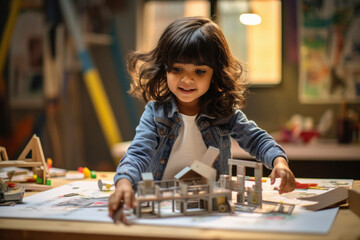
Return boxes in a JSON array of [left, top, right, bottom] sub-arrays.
[[269, 157, 296, 194], [108, 178, 136, 218]]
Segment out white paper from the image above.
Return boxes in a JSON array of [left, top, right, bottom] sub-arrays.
[[0, 179, 346, 234]]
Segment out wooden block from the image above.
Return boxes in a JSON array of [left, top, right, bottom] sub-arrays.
[[0, 147, 9, 160], [201, 146, 219, 167], [24, 184, 53, 191]]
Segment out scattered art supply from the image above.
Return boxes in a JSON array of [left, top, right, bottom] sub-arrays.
[[63, 193, 79, 197], [47, 158, 53, 169], [65, 172, 84, 180], [77, 166, 96, 178], [295, 181, 318, 189], [83, 167, 91, 178]]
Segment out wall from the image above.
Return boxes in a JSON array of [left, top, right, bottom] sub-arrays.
[[243, 1, 360, 136], [2, 0, 359, 172]]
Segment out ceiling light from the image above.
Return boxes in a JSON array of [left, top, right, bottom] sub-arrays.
[[239, 13, 262, 25]]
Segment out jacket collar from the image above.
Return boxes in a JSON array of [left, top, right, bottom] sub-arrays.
[[166, 94, 216, 121], [167, 95, 178, 118]]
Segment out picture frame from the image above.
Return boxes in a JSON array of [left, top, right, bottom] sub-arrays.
[[298, 0, 360, 103]]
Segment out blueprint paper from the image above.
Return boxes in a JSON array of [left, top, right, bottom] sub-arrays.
[[0, 180, 341, 234]]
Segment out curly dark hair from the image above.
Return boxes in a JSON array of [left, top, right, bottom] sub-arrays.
[[127, 16, 248, 118]]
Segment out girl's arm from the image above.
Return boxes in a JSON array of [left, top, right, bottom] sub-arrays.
[[230, 110, 287, 170], [109, 102, 160, 215], [114, 102, 159, 185], [231, 110, 296, 193]]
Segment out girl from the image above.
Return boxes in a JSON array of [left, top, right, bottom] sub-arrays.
[[108, 16, 296, 217]]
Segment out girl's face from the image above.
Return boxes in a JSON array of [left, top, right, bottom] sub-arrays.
[[167, 63, 213, 115]]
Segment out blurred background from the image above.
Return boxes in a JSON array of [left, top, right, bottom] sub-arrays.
[[0, 0, 359, 179]]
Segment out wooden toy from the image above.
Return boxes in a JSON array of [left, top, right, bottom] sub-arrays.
[[0, 134, 49, 184]]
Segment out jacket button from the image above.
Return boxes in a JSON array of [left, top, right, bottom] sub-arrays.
[[159, 129, 164, 135], [176, 118, 180, 123], [160, 159, 166, 164], [156, 172, 161, 177], [169, 134, 174, 140], [205, 133, 210, 140]]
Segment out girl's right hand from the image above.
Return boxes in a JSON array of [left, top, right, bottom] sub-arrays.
[[108, 178, 136, 218]]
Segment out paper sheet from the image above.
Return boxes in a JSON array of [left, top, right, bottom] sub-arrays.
[[0, 179, 348, 234]]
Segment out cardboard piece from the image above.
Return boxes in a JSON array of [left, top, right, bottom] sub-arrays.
[[298, 187, 348, 211], [348, 189, 360, 218]]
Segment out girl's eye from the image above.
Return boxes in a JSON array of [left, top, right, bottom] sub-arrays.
[[195, 69, 206, 75], [172, 67, 182, 73]]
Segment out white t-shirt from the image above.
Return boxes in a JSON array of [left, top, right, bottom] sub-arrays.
[[162, 114, 207, 180]]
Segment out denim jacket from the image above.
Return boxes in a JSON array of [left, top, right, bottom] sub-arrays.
[[114, 96, 287, 186]]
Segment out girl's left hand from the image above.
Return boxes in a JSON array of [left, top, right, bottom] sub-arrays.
[[269, 157, 296, 194]]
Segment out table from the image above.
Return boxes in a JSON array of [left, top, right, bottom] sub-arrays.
[[1, 172, 359, 240]]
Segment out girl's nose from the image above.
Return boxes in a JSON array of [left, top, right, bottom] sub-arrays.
[[181, 74, 194, 83]]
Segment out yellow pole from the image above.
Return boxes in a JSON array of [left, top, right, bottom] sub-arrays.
[[60, 0, 123, 163], [0, 0, 22, 78], [84, 69, 123, 147]]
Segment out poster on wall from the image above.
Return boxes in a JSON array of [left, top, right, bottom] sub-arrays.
[[9, 11, 45, 108], [298, 0, 360, 103]]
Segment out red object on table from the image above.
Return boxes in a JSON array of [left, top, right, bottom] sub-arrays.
[[296, 181, 318, 189], [6, 182, 15, 188]]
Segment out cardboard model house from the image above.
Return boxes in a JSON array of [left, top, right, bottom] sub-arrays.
[[174, 161, 216, 192]]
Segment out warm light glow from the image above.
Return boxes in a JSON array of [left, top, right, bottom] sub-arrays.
[[239, 13, 262, 25]]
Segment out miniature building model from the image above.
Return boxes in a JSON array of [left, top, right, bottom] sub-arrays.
[[222, 159, 263, 208], [134, 160, 234, 218], [112, 147, 266, 223], [175, 161, 220, 213], [132, 158, 264, 218]]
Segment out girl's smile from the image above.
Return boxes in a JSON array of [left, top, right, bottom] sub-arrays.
[[167, 63, 213, 115], [178, 87, 195, 94]]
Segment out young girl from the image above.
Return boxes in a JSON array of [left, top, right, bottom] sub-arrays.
[[108, 16, 296, 217]]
